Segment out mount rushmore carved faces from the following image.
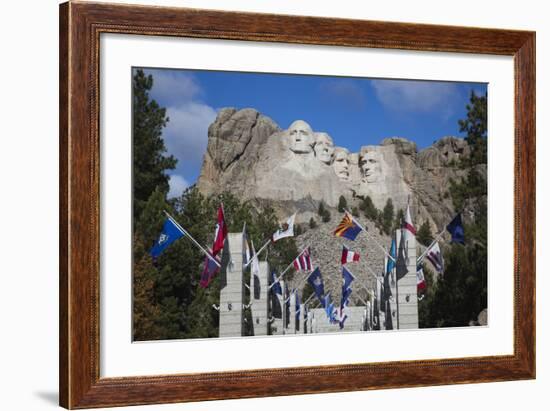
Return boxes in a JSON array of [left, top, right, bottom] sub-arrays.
[[359, 146, 382, 183], [332, 147, 350, 181], [288, 120, 315, 154], [314, 132, 335, 164]]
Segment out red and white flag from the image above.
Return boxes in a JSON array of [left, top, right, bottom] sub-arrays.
[[416, 266, 427, 293], [211, 205, 228, 257], [341, 245, 360, 264], [293, 247, 312, 272], [403, 203, 417, 237]]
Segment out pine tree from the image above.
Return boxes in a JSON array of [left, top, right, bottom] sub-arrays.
[[309, 217, 317, 229], [382, 198, 394, 234], [459, 90, 487, 165], [337, 195, 347, 213], [361, 196, 378, 222], [416, 220, 434, 246], [133, 69, 176, 220]]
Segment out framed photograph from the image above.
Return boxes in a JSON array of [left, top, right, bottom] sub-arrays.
[[59, 1, 535, 409]]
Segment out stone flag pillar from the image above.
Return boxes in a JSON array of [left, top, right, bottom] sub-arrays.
[[250, 261, 269, 336], [307, 311, 313, 334], [288, 292, 297, 334], [219, 233, 244, 338], [298, 304, 305, 334], [395, 228, 419, 329]]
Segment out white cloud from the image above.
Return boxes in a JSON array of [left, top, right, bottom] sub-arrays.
[[163, 102, 218, 177], [371, 79, 459, 113], [167, 174, 190, 198], [145, 69, 202, 105], [139, 68, 218, 183]]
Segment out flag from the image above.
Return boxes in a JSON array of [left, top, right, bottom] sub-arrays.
[[293, 247, 312, 271], [341, 245, 360, 264], [250, 240, 260, 286], [339, 314, 348, 330], [250, 240, 261, 299], [199, 254, 220, 288], [334, 211, 363, 240], [307, 268, 325, 307], [295, 292, 301, 323], [386, 237, 396, 275], [447, 213, 465, 244], [342, 266, 355, 291], [270, 271, 282, 295], [285, 284, 290, 326], [324, 293, 336, 323], [242, 223, 251, 267], [150, 217, 185, 258], [416, 265, 427, 293], [403, 203, 417, 236], [426, 242, 444, 273], [373, 290, 380, 330], [272, 213, 296, 242], [270, 271, 283, 319], [339, 267, 355, 329], [385, 300, 393, 330], [212, 205, 228, 256]]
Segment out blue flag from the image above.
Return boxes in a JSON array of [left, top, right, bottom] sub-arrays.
[[150, 218, 184, 258], [307, 268, 325, 307], [271, 271, 282, 295], [386, 237, 396, 274], [295, 291, 301, 322], [324, 294, 336, 322], [342, 266, 354, 290], [446, 213, 465, 244]]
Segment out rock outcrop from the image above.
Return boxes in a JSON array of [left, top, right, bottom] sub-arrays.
[[196, 107, 484, 230]]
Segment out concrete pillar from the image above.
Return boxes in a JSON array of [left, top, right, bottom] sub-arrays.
[[307, 311, 313, 334], [298, 304, 305, 334], [219, 233, 244, 338], [250, 261, 269, 336], [288, 292, 296, 334], [395, 228, 419, 329]]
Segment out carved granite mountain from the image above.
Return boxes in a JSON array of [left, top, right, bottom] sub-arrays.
[[196, 107, 483, 231]]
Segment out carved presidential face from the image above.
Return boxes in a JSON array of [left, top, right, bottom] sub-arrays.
[[314, 132, 335, 164], [332, 148, 350, 181], [288, 120, 315, 154], [359, 148, 382, 183]]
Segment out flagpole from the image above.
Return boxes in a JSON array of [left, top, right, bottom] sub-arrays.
[[297, 292, 316, 315], [344, 209, 396, 263], [243, 238, 271, 268], [163, 211, 221, 267], [269, 243, 312, 289], [350, 285, 369, 307]]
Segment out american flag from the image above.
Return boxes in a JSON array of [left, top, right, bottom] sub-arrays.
[[293, 247, 312, 272]]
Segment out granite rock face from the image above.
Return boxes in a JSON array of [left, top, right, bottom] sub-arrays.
[[196, 108, 484, 229]]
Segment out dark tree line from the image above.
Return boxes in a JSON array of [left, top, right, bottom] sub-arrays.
[[419, 90, 488, 328]]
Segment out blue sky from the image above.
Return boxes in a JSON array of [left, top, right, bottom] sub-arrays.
[[139, 67, 487, 197]]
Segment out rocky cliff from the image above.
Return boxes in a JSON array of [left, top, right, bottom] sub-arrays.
[[196, 107, 482, 232]]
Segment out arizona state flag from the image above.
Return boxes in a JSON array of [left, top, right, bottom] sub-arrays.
[[334, 212, 363, 240]]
